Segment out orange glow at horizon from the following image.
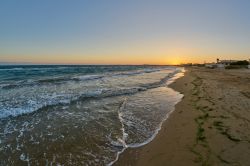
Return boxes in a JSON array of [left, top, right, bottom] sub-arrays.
[[1, 54, 191, 65], [2, 49, 249, 65]]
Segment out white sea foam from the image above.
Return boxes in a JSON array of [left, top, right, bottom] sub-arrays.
[[0, 68, 182, 119], [108, 69, 185, 166], [75, 75, 104, 81], [118, 98, 129, 145]]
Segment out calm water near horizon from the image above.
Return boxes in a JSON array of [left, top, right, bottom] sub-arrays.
[[0, 65, 183, 165]]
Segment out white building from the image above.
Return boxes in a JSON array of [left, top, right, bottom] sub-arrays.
[[216, 63, 225, 68], [205, 63, 216, 68]]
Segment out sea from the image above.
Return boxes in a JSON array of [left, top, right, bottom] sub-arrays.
[[0, 65, 184, 165]]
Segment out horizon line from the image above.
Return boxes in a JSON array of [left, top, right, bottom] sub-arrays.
[[0, 62, 177, 66]]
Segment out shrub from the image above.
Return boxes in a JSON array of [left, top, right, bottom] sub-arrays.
[[230, 60, 249, 65], [225, 65, 247, 69]]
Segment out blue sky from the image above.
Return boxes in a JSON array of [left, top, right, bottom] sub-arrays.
[[0, 0, 250, 64]]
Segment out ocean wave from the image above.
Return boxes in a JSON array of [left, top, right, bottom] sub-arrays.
[[0, 69, 181, 119], [73, 75, 105, 81], [0, 67, 68, 71], [0, 67, 25, 71], [0, 68, 165, 90], [111, 68, 162, 77]]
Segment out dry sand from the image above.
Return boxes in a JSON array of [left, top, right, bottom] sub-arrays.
[[115, 67, 250, 166]]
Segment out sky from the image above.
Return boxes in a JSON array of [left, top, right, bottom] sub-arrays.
[[0, 0, 250, 65]]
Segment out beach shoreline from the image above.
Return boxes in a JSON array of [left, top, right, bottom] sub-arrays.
[[108, 69, 185, 166], [114, 67, 250, 166]]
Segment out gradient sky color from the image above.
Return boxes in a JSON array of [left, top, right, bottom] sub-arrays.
[[1, 0, 250, 65]]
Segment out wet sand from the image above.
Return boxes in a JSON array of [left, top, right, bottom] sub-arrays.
[[115, 67, 250, 166]]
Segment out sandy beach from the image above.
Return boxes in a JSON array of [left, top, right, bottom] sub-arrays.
[[115, 67, 250, 166]]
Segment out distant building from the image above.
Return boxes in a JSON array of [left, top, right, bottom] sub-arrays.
[[205, 63, 217, 68], [205, 59, 249, 69], [217, 60, 238, 66], [216, 63, 225, 68]]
